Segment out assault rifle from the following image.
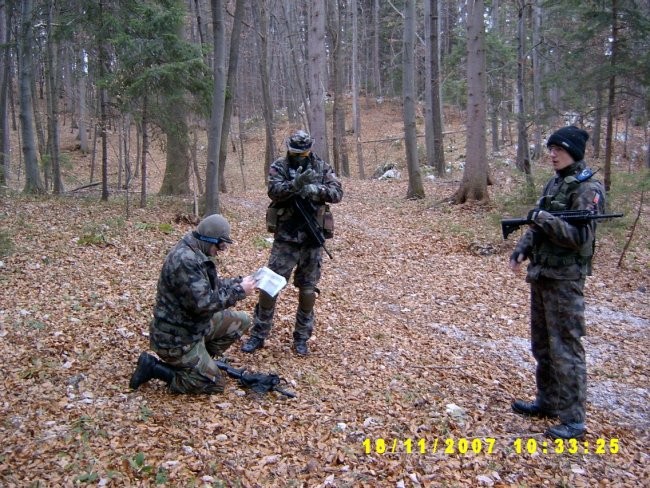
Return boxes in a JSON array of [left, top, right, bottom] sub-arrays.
[[215, 360, 295, 398], [501, 209, 623, 240], [294, 197, 333, 259]]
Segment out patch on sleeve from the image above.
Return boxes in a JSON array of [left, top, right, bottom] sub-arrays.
[[269, 167, 278, 176]]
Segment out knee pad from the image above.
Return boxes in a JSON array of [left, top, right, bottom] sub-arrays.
[[298, 287, 317, 313]]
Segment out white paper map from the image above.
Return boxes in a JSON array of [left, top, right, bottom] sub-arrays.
[[254, 267, 287, 297]]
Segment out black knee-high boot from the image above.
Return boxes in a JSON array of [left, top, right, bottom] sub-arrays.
[[129, 352, 175, 390]]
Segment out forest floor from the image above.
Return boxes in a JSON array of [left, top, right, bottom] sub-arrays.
[[0, 101, 648, 487]]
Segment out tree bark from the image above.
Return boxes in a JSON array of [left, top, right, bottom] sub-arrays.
[[403, 0, 424, 199], [515, 0, 532, 185], [603, 0, 618, 192], [351, 0, 364, 178], [306, 0, 329, 161], [18, 0, 44, 194], [0, 0, 11, 189], [217, 0, 245, 192], [425, 0, 445, 177], [330, 0, 349, 177], [251, 0, 275, 179], [205, 0, 226, 215], [45, 0, 63, 194], [455, 0, 488, 203]]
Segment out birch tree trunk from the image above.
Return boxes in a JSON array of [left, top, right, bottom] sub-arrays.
[[403, 0, 424, 199]]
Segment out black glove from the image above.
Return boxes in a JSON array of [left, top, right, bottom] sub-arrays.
[[299, 183, 320, 200], [292, 168, 317, 191]]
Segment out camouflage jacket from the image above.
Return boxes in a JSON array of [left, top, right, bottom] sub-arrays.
[[267, 152, 343, 244], [149, 232, 246, 349], [514, 160, 605, 281]]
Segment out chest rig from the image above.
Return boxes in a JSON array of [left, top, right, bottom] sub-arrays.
[[533, 166, 595, 270]]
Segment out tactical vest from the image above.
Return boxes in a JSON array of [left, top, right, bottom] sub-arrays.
[[532, 164, 595, 270]]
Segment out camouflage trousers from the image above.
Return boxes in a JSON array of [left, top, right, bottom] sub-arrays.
[[530, 277, 587, 425], [251, 240, 322, 342], [151, 310, 251, 394]]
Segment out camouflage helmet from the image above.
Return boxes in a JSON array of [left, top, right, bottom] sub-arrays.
[[286, 130, 313, 154], [195, 214, 233, 244]]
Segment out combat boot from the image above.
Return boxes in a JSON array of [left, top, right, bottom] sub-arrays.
[[129, 352, 175, 390], [511, 400, 558, 419], [293, 339, 309, 356], [241, 336, 264, 353], [545, 423, 586, 440]]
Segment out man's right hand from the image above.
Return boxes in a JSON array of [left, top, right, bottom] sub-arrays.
[[241, 275, 257, 296], [509, 251, 526, 272], [292, 168, 317, 191]]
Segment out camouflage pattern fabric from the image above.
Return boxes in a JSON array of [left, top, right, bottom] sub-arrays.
[[148, 233, 249, 394], [513, 159, 605, 427], [513, 160, 606, 281], [267, 152, 343, 244], [251, 241, 323, 340], [152, 310, 251, 394], [530, 277, 586, 424], [250, 151, 342, 342], [150, 232, 246, 349]]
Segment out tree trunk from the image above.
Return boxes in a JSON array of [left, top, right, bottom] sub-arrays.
[[330, 0, 349, 177], [372, 0, 381, 97], [531, 0, 543, 158], [140, 96, 149, 208], [251, 0, 275, 179], [77, 47, 89, 154], [515, 0, 532, 185], [18, 0, 44, 194], [425, 0, 445, 177], [205, 0, 226, 215], [603, 0, 618, 192], [351, 0, 364, 178], [0, 0, 11, 189], [592, 81, 603, 159], [160, 106, 191, 195], [403, 0, 424, 200], [45, 0, 63, 194], [217, 0, 245, 192], [455, 0, 488, 203], [99, 0, 109, 201], [306, 0, 329, 161]]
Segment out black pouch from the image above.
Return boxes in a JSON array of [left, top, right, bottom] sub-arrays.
[[320, 204, 334, 239], [266, 205, 279, 233]]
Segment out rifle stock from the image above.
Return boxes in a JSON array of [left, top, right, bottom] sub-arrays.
[[501, 210, 623, 239]]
